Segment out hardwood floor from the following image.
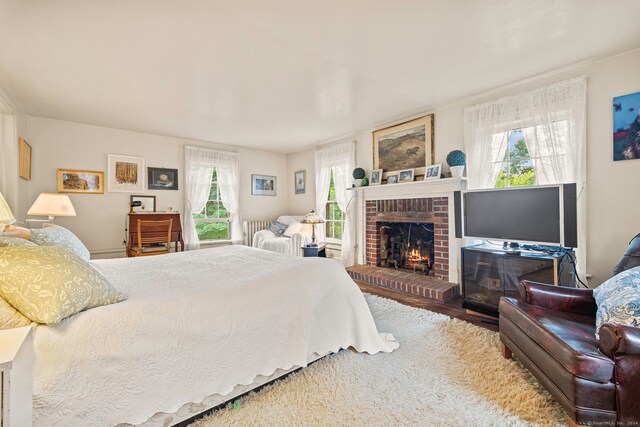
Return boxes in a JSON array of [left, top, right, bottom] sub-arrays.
[[355, 280, 499, 332]]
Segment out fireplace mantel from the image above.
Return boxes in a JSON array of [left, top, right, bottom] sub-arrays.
[[353, 177, 467, 284], [349, 177, 466, 201]]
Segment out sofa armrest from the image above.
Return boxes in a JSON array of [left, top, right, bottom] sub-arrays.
[[518, 280, 597, 317], [599, 323, 640, 357], [599, 323, 640, 422]]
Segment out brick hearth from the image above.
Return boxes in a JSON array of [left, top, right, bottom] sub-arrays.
[[347, 265, 459, 303]]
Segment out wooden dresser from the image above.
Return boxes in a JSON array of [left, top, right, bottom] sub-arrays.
[[127, 212, 184, 257]]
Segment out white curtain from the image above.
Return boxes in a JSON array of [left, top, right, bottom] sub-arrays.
[[184, 146, 241, 250], [213, 151, 242, 243], [463, 76, 587, 281], [314, 140, 356, 266], [184, 146, 217, 250]]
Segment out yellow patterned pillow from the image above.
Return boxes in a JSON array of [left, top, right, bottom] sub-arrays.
[[0, 246, 126, 325], [0, 296, 31, 330]]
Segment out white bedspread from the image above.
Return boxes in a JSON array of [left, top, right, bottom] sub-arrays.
[[31, 246, 398, 426]]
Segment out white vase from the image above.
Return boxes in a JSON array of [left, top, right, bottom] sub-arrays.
[[450, 165, 465, 178], [354, 179, 363, 187]]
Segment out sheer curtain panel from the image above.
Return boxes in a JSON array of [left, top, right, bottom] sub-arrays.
[[184, 146, 217, 250], [314, 140, 356, 266], [213, 151, 241, 243], [463, 76, 587, 280]]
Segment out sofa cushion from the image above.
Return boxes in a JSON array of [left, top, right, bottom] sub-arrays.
[[594, 266, 640, 339], [500, 297, 614, 383]]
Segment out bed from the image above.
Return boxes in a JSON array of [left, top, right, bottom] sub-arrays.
[[29, 245, 398, 426]]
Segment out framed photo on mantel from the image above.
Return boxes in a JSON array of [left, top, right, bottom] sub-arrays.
[[373, 114, 434, 180]]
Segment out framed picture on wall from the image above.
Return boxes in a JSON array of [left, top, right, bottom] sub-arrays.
[[613, 90, 640, 161], [252, 174, 277, 196], [148, 167, 178, 190], [294, 170, 306, 194], [108, 154, 145, 193], [130, 195, 156, 212], [57, 169, 105, 194], [19, 138, 31, 180], [373, 114, 434, 180]]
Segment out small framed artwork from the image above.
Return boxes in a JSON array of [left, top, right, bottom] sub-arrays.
[[252, 174, 277, 196], [386, 174, 399, 184], [294, 170, 306, 195], [108, 154, 145, 193], [57, 169, 105, 194], [130, 195, 156, 212], [19, 138, 31, 180], [613, 90, 640, 161], [399, 168, 414, 183], [370, 169, 383, 185], [424, 164, 442, 180], [148, 167, 178, 190]]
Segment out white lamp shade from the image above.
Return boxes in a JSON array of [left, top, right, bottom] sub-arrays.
[[27, 193, 76, 217], [0, 192, 16, 225]]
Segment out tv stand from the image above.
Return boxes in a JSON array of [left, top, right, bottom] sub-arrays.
[[461, 243, 576, 318]]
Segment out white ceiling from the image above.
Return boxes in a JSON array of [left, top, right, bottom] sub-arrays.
[[1, 0, 639, 153]]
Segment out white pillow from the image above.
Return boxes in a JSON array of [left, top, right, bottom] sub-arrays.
[[284, 222, 303, 237]]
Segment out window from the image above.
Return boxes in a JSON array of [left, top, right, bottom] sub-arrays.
[[192, 169, 230, 240], [494, 129, 536, 188], [325, 171, 344, 240]]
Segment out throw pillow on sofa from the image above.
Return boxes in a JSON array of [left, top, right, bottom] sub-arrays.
[[31, 223, 91, 261], [266, 221, 288, 237], [593, 265, 640, 339]]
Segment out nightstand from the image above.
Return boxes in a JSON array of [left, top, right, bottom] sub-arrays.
[[302, 243, 327, 257], [1, 325, 33, 426]]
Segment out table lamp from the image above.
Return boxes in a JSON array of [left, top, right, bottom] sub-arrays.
[[301, 210, 325, 247], [0, 191, 16, 232], [27, 193, 76, 222]]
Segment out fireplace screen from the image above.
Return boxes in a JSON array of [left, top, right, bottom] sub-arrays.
[[378, 222, 434, 275]]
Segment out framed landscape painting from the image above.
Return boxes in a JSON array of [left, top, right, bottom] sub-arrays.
[[57, 169, 104, 194], [613, 91, 640, 161], [108, 154, 145, 193], [373, 114, 434, 178], [148, 167, 178, 190], [252, 174, 277, 196]]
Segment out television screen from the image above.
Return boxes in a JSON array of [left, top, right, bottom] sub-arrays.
[[463, 186, 561, 244]]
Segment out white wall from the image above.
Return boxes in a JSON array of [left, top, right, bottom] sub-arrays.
[[291, 49, 640, 286], [19, 116, 289, 256]]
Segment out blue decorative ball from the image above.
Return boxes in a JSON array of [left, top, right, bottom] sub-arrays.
[[446, 150, 466, 166]]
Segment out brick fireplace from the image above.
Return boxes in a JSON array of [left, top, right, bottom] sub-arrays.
[[365, 197, 449, 281]]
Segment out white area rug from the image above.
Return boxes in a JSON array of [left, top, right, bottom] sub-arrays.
[[192, 294, 565, 426]]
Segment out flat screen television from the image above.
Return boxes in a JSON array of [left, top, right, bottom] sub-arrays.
[[460, 184, 577, 247]]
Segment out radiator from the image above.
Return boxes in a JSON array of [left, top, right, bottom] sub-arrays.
[[242, 219, 273, 246]]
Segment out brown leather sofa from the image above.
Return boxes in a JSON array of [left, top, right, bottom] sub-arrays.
[[499, 234, 640, 426]]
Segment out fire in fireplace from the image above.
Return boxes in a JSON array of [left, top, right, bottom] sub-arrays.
[[378, 222, 435, 275]]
